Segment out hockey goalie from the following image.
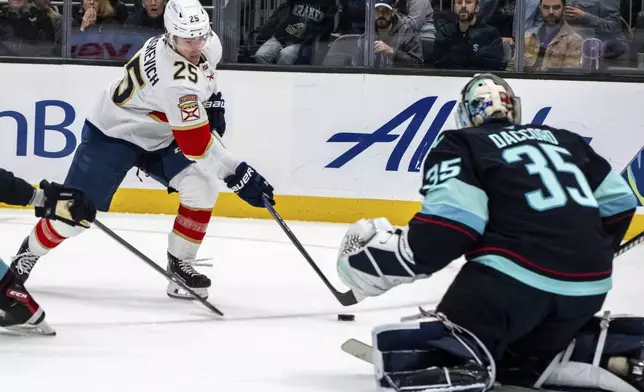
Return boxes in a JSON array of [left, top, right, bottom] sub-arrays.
[[336, 73, 641, 392]]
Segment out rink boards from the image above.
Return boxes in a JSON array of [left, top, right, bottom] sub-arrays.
[[0, 64, 643, 239]]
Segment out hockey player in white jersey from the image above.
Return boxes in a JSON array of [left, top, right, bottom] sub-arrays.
[[9, 0, 275, 301]]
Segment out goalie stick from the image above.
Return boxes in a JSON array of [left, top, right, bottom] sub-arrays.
[[341, 233, 644, 362], [263, 196, 359, 307], [93, 219, 224, 316], [615, 230, 644, 258], [261, 200, 643, 308]]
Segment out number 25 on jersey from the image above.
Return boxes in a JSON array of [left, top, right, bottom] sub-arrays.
[[112, 55, 145, 105], [112, 58, 199, 106]]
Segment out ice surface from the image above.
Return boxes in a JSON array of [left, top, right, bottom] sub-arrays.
[[0, 209, 642, 392]]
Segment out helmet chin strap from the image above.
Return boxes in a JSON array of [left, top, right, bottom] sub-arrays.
[[164, 32, 177, 51]]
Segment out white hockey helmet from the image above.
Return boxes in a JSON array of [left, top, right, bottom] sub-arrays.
[[164, 0, 211, 46], [455, 73, 522, 129]]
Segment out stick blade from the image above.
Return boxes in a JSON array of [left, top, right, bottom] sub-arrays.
[[337, 290, 360, 306], [94, 219, 225, 317], [341, 338, 373, 364]]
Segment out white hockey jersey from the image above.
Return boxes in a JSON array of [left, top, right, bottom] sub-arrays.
[[87, 32, 239, 177]]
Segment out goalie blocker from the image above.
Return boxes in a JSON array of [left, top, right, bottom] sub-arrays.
[[372, 312, 644, 392]]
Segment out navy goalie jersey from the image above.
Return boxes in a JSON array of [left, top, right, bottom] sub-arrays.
[[407, 123, 638, 296]]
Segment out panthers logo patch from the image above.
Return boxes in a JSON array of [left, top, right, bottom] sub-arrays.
[[178, 94, 200, 122]]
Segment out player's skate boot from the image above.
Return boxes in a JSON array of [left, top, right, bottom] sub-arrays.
[[10, 237, 41, 284], [0, 268, 55, 336], [166, 252, 211, 300], [390, 361, 489, 392]]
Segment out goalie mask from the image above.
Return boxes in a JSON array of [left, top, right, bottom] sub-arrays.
[[164, 0, 212, 57], [455, 74, 522, 129]]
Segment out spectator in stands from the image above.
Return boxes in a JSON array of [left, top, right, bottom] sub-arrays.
[[396, 0, 436, 40], [353, 0, 423, 67], [335, 0, 366, 35], [33, 0, 61, 46], [565, 0, 622, 35], [0, 0, 58, 56], [524, 0, 582, 71], [524, 0, 626, 61], [74, 0, 127, 31], [523, 0, 622, 36], [127, 0, 166, 30], [257, 2, 290, 42], [478, 0, 515, 69], [254, 0, 336, 65], [565, 0, 627, 60], [430, 0, 504, 70], [480, 0, 515, 37]]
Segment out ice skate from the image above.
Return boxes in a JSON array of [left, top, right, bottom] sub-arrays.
[[10, 237, 41, 285], [0, 269, 54, 336], [166, 252, 211, 300]]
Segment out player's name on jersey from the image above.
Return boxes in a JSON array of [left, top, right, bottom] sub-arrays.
[[143, 36, 161, 87], [489, 128, 559, 149]]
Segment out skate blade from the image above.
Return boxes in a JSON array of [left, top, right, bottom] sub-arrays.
[[166, 284, 208, 301], [3, 320, 56, 336], [0, 308, 55, 336]]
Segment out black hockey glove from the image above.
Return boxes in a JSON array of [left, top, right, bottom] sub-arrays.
[[224, 162, 275, 208], [34, 180, 96, 228], [204, 91, 226, 137]]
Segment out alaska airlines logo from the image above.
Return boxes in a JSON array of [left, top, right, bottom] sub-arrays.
[[325, 96, 558, 173]]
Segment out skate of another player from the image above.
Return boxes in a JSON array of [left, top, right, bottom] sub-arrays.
[[1, 209, 643, 391]]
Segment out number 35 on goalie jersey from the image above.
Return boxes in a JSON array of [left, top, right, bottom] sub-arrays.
[[411, 124, 637, 296]]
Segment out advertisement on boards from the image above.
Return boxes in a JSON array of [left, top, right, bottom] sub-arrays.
[[290, 74, 644, 201], [1, 66, 644, 206], [70, 26, 157, 60]]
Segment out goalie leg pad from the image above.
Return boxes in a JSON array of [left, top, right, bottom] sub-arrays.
[[529, 314, 644, 392], [537, 346, 639, 392], [571, 315, 644, 364], [567, 314, 644, 391], [372, 312, 495, 392]]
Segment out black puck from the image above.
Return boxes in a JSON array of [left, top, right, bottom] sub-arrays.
[[337, 314, 355, 321]]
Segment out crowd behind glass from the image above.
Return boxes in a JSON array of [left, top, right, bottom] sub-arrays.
[[1, 0, 642, 75]]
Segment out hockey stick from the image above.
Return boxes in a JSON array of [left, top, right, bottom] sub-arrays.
[[262, 196, 359, 307], [93, 219, 224, 316], [342, 232, 644, 362], [615, 230, 644, 258], [341, 338, 373, 363]]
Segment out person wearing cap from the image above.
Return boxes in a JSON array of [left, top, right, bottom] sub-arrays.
[[352, 0, 423, 67], [254, 0, 336, 65]]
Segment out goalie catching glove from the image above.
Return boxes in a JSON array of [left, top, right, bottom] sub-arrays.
[[337, 218, 429, 298], [32, 180, 96, 228]]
